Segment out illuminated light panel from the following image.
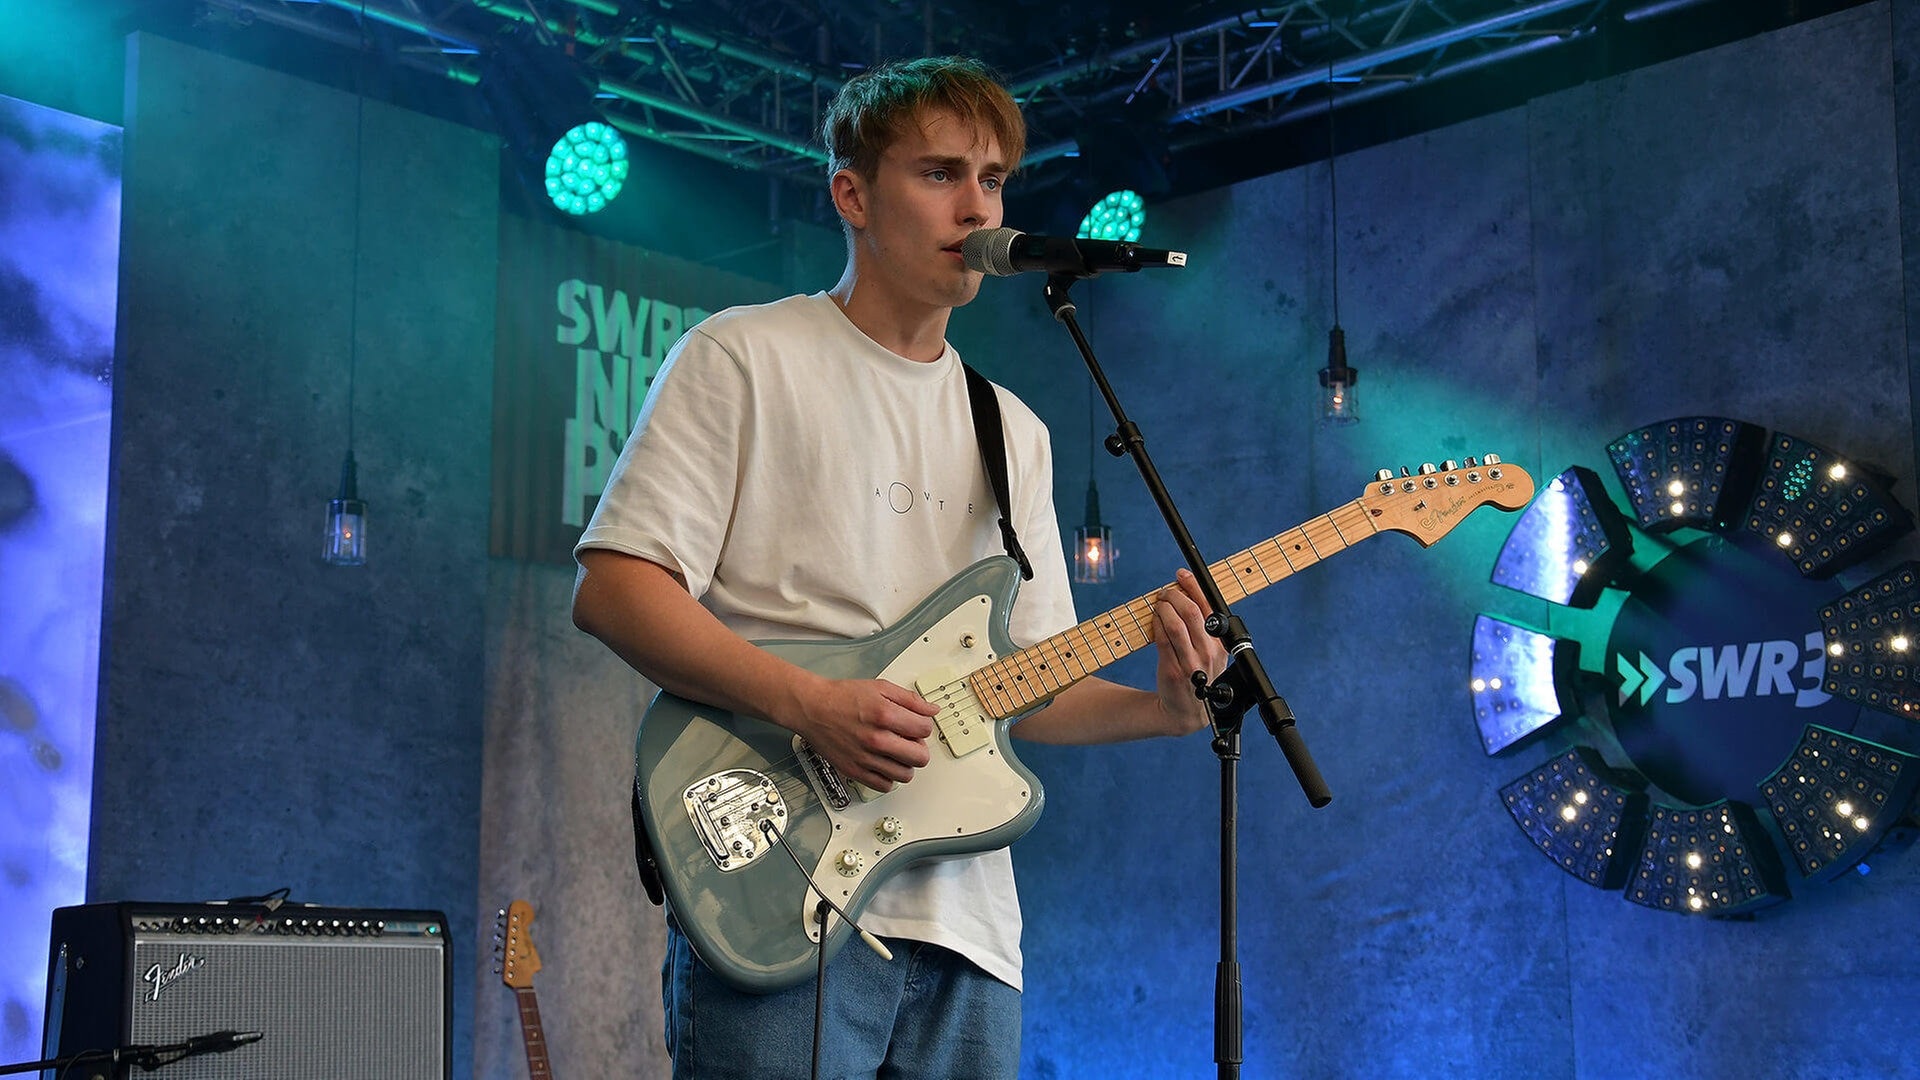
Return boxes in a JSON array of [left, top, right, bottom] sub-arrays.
[[1606, 416, 1766, 533], [1758, 724, 1920, 882], [1470, 614, 1582, 755], [1626, 800, 1788, 915], [1490, 465, 1632, 608], [1743, 434, 1914, 579], [1819, 561, 1920, 717], [544, 121, 629, 216], [1076, 189, 1146, 243], [1500, 746, 1649, 888]]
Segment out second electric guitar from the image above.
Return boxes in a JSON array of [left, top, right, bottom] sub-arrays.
[[632, 456, 1535, 992]]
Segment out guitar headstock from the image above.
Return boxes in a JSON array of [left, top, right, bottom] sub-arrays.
[[495, 899, 543, 989], [1358, 454, 1535, 547]]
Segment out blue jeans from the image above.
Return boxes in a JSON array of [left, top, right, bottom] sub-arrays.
[[663, 919, 1021, 1079]]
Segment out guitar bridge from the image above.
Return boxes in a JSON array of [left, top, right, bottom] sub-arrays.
[[683, 769, 787, 872]]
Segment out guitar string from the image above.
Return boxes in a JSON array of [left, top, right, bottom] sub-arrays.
[[697, 492, 1445, 817], [691, 675, 993, 826]]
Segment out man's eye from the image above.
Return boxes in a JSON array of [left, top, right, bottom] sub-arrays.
[[983, 177, 1002, 192], [929, 169, 950, 182]]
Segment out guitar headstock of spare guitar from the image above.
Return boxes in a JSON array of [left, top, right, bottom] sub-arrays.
[[494, 900, 553, 1078], [1358, 454, 1535, 546], [495, 899, 543, 989]]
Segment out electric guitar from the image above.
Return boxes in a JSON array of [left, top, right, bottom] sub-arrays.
[[495, 900, 552, 1080], [631, 456, 1535, 993]]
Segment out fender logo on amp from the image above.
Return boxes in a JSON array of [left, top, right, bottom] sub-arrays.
[[142, 952, 205, 1002]]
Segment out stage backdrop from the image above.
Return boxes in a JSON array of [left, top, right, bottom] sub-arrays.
[[90, 35, 498, 1078], [0, 91, 118, 1068], [475, 208, 844, 1075], [951, 4, 1920, 1077], [488, 214, 785, 566]]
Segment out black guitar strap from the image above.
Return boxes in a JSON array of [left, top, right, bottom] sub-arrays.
[[962, 363, 1033, 580]]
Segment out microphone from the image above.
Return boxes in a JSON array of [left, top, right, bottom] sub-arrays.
[[125, 1030, 263, 1071], [961, 227, 1187, 278]]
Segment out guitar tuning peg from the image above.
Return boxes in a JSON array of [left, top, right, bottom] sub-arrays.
[[1399, 466, 1412, 477], [1374, 468, 1394, 482], [1418, 462, 1438, 475], [1464, 456, 1479, 468], [1482, 452, 1502, 466], [1441, 460, 1459, 472]]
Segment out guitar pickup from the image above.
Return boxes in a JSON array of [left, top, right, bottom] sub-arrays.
[[917, 666, 992, 759]]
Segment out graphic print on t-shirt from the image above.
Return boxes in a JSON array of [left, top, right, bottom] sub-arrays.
[[876, 479, 977, 517]]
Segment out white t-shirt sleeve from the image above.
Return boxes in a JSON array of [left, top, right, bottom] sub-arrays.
[[575, 324, 743, 600]]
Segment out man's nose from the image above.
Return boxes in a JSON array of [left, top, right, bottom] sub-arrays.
[[956, 181, 991, 225]]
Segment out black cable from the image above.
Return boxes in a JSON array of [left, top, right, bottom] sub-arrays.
[[760, 819, 896, 1080], [812, 901, 830, 1080]]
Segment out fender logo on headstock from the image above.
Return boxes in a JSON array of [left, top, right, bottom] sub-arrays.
[[1419, 491, 1474, 533]]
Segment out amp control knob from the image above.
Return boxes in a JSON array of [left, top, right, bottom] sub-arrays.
[[836, 849, 866, 877]]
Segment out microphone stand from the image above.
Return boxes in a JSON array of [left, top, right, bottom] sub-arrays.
[[1041, 272, 1333, 1080]]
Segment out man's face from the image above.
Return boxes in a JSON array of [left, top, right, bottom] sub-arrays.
[[839, 108, 1009, 313]]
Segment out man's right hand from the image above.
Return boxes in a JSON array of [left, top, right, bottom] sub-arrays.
[[787, 677, 939, 792]]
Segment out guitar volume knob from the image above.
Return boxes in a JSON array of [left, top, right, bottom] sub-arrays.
[[875, 817, 903, 844], [836, 849, 865, 877]]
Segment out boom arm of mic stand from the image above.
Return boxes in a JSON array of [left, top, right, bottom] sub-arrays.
[[1040, 273, 1330, 807]]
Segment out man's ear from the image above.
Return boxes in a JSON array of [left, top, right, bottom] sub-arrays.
[[830, 168, 868, 231]]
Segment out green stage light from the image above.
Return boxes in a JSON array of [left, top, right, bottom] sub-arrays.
[[1076, 189, 1146, 243], [545, 122, 629, 216]]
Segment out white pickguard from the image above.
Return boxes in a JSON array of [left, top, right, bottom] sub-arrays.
[[800, 593, 1032, 940]]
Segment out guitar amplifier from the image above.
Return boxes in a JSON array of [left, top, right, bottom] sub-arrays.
[[42, 902, 451, 1080]]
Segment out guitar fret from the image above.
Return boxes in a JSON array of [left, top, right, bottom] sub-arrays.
[[1220, 549, 1266, 600], [516, 987, 552, 1078], [1336, 503, 1367, 541], [969, 490, 1434, 721]]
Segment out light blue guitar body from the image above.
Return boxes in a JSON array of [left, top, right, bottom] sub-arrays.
[[632, 555, 1043, 994]]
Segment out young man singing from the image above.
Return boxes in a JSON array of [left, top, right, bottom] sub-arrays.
[[573, 55, 1224, 1078]]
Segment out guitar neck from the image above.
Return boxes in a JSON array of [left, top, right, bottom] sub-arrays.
[[968, 497, 1378, 718], [515, 987, 553, 1079]]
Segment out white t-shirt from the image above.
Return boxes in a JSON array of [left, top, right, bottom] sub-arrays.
[[576, 291, 1076, 990]]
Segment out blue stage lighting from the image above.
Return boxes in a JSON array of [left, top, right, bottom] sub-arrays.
[[1743, 434, 1914, 579], [1470, 614, 1582, 755], [1819, 561, 1920, 719], [1490, 465, 1632, 608], [1501, 747, 1649, 888], [1758, 724, 1920, 881], [1606, 416, 1766, 533], [1626, 800, 1788, 915]]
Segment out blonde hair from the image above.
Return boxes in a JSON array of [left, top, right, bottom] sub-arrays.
[[822, 56, 1026, 178]]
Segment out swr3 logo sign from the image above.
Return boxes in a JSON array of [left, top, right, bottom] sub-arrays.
[[1613, 630, 1830, 710]]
